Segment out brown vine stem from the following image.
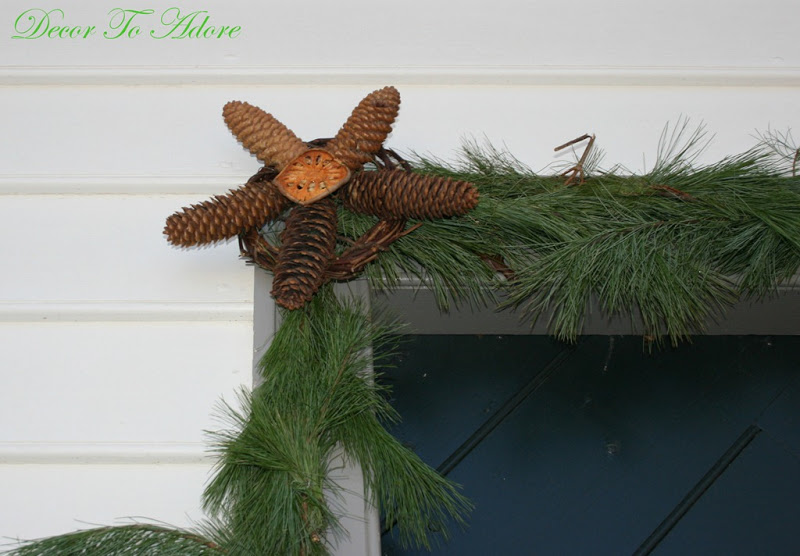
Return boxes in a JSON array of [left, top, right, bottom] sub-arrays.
[[651, 184, 696, 201], [378, 147, 413, 171], [554, 134, 593, 152], [298, 498, 323, 556], [555, 133, 595, 186], [479, 253, 515, 280], [327, 220, 422, 279]]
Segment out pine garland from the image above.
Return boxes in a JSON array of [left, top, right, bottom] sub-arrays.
[[4, 524, 224, 555], [342, 126, 800, 343], [9, 114, 800, 556], [203, 289, 470, 554]]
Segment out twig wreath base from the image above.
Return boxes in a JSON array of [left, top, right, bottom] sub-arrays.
[[237, 146, 422, 284]]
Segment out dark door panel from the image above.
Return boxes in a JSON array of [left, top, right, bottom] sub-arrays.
[[380, 336, 800, 555]]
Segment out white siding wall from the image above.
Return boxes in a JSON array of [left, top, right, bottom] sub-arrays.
[[1, 0, 798, 546]]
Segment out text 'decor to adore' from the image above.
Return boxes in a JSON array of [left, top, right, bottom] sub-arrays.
[[11, 8, 242, 40]]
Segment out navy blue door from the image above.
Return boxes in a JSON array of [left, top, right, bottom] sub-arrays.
[[380, 336, 800, 555]]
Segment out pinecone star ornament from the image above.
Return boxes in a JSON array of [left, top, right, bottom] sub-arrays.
[[164, 86, 479, 310]]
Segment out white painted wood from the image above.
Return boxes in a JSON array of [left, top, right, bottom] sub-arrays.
[[3, 67, 800, 87], [0, 463, 210, 541], [0, 87, 797, 182], [0, 301, 251, 323], [3, 0, 798, 78], [251, 268, 278, 385], [0, 322, 251, 447], [0, 175, 240, 195], [327, 449, 381, 556], [0, 443, 210, 464], [0, 196, 252, 305], [373, 285, 800, 336], [327, 281, 381, 556]]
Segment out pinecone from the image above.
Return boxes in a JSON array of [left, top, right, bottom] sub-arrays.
[[326, 87, 401, 170], [271, 199, 338, 310], [223, 101, 307, 168], [341, 169, 479, 220], [164, 178, 290, 247]]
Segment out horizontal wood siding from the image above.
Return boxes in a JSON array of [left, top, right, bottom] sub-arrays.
[[0, 0, 797, 548]]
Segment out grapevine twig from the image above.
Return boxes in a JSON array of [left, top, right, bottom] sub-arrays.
[[555, 133, 595, 186]]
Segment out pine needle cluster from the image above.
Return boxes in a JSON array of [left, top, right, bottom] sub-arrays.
[[4, 524, 224, 556], [202, 287, 470, 554], [341, 124, 800, 344]]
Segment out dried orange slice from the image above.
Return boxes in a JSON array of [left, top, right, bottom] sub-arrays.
[[274, 149, 351, 205]]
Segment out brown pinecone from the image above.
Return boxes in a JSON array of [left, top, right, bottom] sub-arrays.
[[223, 101, 307, 168], [271, 199, 338, 310], [341, 169, 479, 220], [164, 179, 290, 247], [326, 87, 401, 170]]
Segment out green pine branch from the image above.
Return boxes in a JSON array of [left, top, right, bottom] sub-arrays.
[[3, 523, 224, 556], [342, 124, 800, 344], [203, 287, 470, 554]]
